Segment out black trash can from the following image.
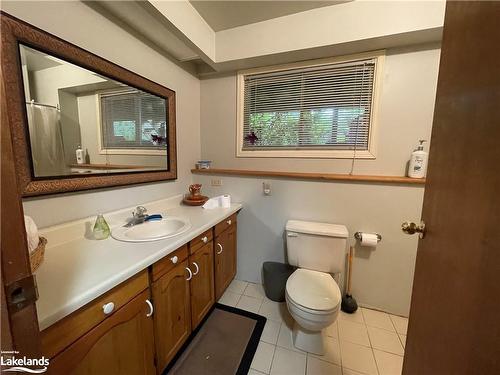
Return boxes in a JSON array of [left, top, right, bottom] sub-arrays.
[[262, 262, 296, 302]]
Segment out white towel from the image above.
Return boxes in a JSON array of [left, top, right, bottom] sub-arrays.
[[202, 196, 220, 209], [202, 195, 232, 209], [24, 216, 39, 253]]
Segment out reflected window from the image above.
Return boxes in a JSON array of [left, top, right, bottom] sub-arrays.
[[100, 90, 167, 152]]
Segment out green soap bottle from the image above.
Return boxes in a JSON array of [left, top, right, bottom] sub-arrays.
[[93, 214, 110, 240]]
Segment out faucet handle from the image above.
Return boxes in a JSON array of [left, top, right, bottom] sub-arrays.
[[133, 206, 148, 218]]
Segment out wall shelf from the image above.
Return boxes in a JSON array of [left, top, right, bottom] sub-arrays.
[[191, 168, 426, 185]]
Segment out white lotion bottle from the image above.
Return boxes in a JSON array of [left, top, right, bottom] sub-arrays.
[[408, 140, 428, 178], [76, 145, 84, 165]]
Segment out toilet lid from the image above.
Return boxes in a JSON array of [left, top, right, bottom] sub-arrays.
[[286, 269, 341, 311]]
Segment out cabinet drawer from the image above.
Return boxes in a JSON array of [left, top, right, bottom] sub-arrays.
[[189, 229, 213, 254], [42, 270, 149, 359], [152, 245, 188, 282], [214, 213, 237, 237]]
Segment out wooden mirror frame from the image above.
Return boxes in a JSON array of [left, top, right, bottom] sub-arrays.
[[1, 13, 177, 196]]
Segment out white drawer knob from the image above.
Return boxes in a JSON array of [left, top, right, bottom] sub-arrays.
[[227, 219, 232, 225], [103, 302, 115, 315], [170, 255, 178, 264], [201, 236, 208, 243]]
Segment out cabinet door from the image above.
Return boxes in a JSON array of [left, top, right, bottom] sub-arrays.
[[152, 259, 191, 372], [49, 289, 155, 375], [214, 225, 237, 300], [189, 242, 215, 328]]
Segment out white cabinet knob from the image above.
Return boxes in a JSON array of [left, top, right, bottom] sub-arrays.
[[227, 219, 232, 225], [216, 243, 223, 255], [102, 302, 115, 315], [201, 236, 208, 243], [170, 255, 178, 264]]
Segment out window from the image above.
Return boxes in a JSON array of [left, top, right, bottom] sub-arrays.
[[99, 89, 167, 154], [237, 52, 383, 158]]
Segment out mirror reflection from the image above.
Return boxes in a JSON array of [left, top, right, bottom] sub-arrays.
[[19, 44, 169, 177]]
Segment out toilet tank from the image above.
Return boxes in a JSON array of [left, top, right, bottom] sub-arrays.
[[286, 220, 348, 274]]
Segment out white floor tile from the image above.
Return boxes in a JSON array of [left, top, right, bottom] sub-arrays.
[[367, 326, 404, 355], [362, 308, 395, 331], [251, 341, 276, 374], [245, 283, 267, 299], [306, 357, 342, 375], [390, 315, 408, 335], [338, 320, 370, 347], [237, 295, 263, 313], [228, 279, 248, 294], [248, 370, 267, 375], [270, 347, 306, 375], [339, 310, 365, 324], [218, 290, 241, 307], [310, 336, 341, 365], [398, 334, 406, 349], [259, 299, 287, 323], [324, 320, 338, 339], [373, 349, 403, 375], [277, 323, 305, 353], [261, 320, 281, 345], [340, 340, 378, 375]]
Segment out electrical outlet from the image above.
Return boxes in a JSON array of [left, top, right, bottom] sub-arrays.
[[211, 179, 222, 187]]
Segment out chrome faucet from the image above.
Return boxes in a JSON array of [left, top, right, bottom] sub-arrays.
[[124, 206, 149, 227]]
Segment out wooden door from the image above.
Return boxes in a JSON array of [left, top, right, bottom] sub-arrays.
[[189, 243, 215, 328], [48, 290, 155, 375], [214, 226, 237, 300], [152, 259, 191, 372], [403, 2, 500, 374]]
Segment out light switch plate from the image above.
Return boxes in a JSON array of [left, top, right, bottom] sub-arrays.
[[211, 179, 222, 186]]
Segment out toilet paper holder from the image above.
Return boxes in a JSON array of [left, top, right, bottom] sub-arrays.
[[354, 232, 382, 242]]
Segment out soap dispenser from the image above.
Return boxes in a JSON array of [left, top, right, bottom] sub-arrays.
[[408, 140, 428, 178], [93, 214, 110, 240]]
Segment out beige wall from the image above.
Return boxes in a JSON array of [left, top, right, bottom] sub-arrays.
[[195, 45, 441, 316], [3, 1, 201, 227]]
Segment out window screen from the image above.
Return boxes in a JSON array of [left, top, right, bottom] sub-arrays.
[[100, 90, 167, 150], [242, 59, 376, 151]]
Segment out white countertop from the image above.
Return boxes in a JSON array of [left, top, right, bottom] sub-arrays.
[[35, 195, 242, 331]]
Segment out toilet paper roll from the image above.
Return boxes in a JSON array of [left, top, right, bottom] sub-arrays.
[[360, 233, 378, 247], [220, 194, 231, 208]]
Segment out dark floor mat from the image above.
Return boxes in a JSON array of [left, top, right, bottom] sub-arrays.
[[165, 303, 266, 375]]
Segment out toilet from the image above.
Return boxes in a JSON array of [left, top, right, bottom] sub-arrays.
[[285, 220, 348, 355]]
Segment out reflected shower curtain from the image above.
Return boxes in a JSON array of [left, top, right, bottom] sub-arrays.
[[26, 104, 68, 177]]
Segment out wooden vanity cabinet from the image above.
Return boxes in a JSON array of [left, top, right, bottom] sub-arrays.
[[189, 240, 215, 327], [151, 239, 214, 373], [214, 214, 237, 300], [151, 248, 191, 372], [48, 289, 155, 375]]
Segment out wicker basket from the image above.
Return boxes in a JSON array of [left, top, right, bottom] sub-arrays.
[[30, 237, 47, 272]]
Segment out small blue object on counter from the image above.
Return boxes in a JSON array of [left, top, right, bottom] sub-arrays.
[[145, 214, 163, 222]]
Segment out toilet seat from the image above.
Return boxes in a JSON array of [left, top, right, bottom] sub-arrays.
[[286, 269, 341, 313]]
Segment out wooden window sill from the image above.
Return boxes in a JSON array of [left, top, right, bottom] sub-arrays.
[[191, 168, 425, 185]]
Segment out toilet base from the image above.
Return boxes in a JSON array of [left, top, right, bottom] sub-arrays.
[[292, 322, 325, 355]]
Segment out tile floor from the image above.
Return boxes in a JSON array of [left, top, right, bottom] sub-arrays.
[[219, 279, 408, 375]]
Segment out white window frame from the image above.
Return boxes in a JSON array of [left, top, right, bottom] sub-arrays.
[[236, 51, 385, 159], [96, 89, 167, 156]]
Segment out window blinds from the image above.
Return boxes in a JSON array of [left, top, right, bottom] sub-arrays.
[[242, 59, 376, 150], [100, 90, 167, 149]]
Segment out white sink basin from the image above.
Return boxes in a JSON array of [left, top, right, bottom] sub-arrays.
[[111, 217, 191, 242]]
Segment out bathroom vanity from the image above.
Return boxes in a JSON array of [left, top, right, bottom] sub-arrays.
[[34, 198, 240, 374]]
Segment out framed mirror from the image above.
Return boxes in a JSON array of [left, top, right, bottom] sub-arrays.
[[1, 13, 177, 196]]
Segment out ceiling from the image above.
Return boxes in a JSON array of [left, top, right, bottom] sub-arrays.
[[190, 1, 344, 31]]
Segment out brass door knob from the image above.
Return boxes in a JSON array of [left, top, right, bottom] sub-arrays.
[[402, 221, 426, 238]]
